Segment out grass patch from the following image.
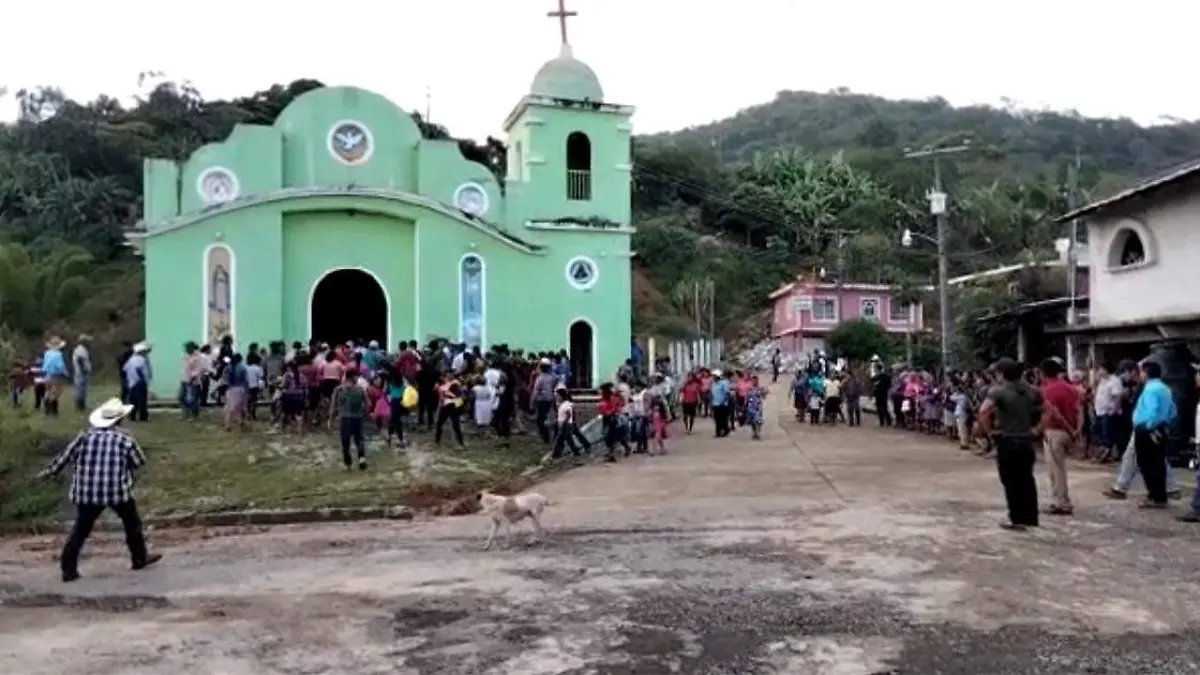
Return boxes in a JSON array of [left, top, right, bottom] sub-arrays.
[[0, 386, 546, 529]]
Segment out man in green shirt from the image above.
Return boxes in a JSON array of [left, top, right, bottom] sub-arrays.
[[976, 357, 1043, 530], [330, 368, 368, 470]]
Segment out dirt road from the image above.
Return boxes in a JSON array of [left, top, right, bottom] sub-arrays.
[[2, 385, 1199, 674]]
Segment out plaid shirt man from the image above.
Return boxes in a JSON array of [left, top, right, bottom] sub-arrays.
[[42, 428, 147, 505]]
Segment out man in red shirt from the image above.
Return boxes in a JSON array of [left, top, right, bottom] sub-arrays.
[[396, 340, 421, 384], [1041, 358, 1082, 515]]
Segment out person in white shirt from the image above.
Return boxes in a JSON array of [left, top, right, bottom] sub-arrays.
[[472, 377, 493, 427], [550, 388, 584, 463], [1091, 364, 1123, 460], [824, 375, 843, 425], [245, 355, 264, 420], [628, 385, 648, 453]]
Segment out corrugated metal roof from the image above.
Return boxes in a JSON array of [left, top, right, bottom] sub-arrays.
[[1055, 157, 1200, 223]]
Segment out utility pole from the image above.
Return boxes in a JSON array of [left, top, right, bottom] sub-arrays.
[[1065, 148, 1082, 374], [832, 227, 858, 310], [904, 143, 971, 370]]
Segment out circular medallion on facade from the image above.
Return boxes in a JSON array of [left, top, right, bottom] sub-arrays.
[[196, 167, 240, 205], [454, 182, 489, 217], [565, 256, 599, 291], [327, 119, 374, 165]]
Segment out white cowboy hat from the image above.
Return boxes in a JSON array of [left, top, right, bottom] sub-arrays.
[[45, 336, 66, 350], [133, 342, 150, 353], [88, 397, 134, 428]]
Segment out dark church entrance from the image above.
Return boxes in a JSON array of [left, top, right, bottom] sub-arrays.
[[310, 269, 388, 347], [568, 320, 594, 389]]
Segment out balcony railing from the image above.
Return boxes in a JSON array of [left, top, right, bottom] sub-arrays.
[[567, 169, 592, 201]]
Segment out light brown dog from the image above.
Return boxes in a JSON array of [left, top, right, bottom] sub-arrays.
[[477, 490, 550, 550]]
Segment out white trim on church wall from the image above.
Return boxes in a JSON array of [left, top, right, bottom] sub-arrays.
[[306, 266, 392, 348], [566, 316, 598, 388], [413, 226, 421, 342], [200, 243, 237, 346], [457, 252, 488, 349]]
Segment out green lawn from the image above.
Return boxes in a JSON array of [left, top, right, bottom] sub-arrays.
[[0, 384, 545, 529]]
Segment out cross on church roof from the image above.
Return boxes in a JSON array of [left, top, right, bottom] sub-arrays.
[[547, 0, 578, 46]]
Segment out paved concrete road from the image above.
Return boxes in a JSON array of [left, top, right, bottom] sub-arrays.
[[3, 384, 1200, 674]]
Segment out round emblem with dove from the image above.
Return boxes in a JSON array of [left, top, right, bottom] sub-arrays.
[[327, 120, 374, 165], [454, 182, 489, 217], [196, 167, 239, 205]]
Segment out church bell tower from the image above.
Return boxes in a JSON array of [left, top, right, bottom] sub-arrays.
[[502, 0, 635, 226]]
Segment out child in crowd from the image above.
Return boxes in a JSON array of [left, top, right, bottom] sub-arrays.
[[807, 386, 823, 424], [551, 387, 584, 463], [369, 376, 390, 435], [8, 359, 29, 407], [629, 381, 649, 453], [245, 353, 264, 420], [650, 385, 669, 454], [745, 374, 766, 440]]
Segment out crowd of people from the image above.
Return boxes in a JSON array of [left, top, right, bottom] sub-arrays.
[[786, 349, 1200, 528], [581, 366, 769, 464]]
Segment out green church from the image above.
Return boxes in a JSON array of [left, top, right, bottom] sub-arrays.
[[127, 24, 635, 398]]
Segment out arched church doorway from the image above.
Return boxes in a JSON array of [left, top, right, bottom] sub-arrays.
[[310, 268, 388, 347], [568, 319, 594, 389]]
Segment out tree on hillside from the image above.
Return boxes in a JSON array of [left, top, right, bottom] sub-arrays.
[[2, 79, 1190, 364]]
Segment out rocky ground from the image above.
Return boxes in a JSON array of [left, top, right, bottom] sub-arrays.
[[2, 384, 1199, 674]]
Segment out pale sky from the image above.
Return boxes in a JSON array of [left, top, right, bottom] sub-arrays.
[[1, 1, 1194, 141]]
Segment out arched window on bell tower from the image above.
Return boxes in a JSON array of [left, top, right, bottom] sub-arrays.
[[566, 131, 592, 201]]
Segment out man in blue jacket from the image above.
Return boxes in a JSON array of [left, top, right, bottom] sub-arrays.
[[1131, 360, 1177, 509]]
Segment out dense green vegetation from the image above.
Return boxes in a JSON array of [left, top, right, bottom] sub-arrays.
[[1, 81, 1195, 365]]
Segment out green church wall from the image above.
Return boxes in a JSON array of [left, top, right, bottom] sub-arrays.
[[132, 38, 636, 398]]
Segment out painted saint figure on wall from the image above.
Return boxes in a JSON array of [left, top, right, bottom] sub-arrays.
[[460, 255, 483, 349], [205, 245, 234, 345]]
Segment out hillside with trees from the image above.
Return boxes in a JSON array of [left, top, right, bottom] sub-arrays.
[[1, 81, 1196, 366]]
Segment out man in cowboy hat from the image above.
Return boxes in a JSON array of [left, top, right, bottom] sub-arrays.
[[123, 342, 152, 421], [41, 336, 69, 416], [37, 397, 162, 582]]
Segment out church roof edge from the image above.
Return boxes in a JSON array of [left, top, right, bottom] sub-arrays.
[[502, 95, 635, 132], [128, 186, 544, 254]]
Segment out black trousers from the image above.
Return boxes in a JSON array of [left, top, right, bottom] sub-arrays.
[[1134, 427, 1169, 504], [845, 399, 861, 426], [339, 416, 365, 465], [128, 381, 150, 421], [418, 387, 437, 427], [388, 399, 406, 441], [435, 404, 464, 445], [875, 394, 892, 426], [713, 404, 732, 437], [61, 501, 148, 575], [995, 437, 1039, 526], [553, 421, 583, 458], [534, 400, 555, 444]]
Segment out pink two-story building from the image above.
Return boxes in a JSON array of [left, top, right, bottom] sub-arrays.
[[769, 278, 924, 355]]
